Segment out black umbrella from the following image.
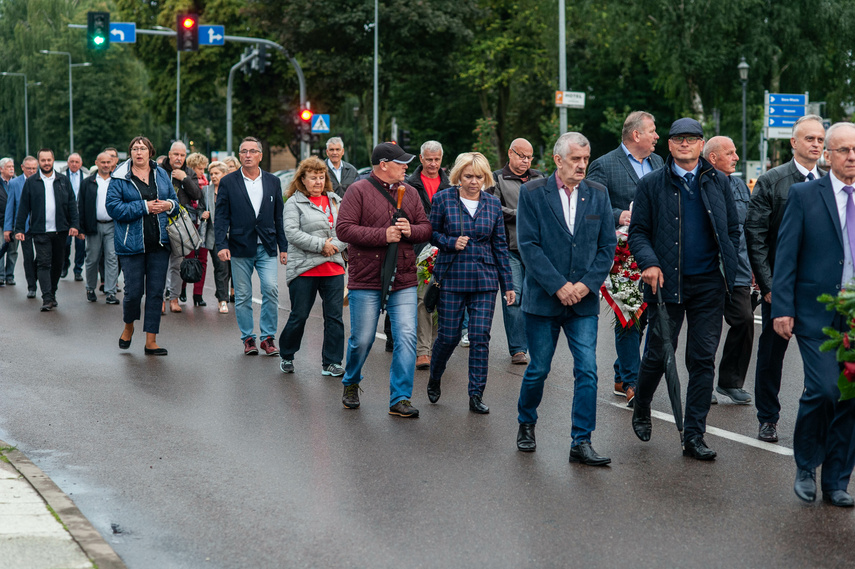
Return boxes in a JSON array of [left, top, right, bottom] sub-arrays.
[[652, 287, 684, 433], [379, 185, 407, 313]]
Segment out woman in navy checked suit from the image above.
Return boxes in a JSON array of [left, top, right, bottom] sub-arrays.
[[427, 152, 515, 413]]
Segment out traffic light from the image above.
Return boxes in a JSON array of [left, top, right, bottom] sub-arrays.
[[256, 45, 270, 73], [300, 109, 314, 123], [177, 13, 199, 52], [299, 108, 313, 142], [87, 11, 110, 51], [400, 129, 413, 152]]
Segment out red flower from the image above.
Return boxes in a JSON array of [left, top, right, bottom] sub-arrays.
[[630, 274, 641, 281], [630, 262, 638, 270], [845, 335, 851, 349], [622, 270, 631, 278], [845, 362, 855, 383], [610, 264, 620, 274]]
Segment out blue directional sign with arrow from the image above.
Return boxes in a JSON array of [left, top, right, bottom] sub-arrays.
[[767, 117, 798, 127], [767, 93, 806, 106], [109, 22, 136, 43], [768, 105, 806, 117], [199, 25, 225, 46], [311, 114, 331, 133]]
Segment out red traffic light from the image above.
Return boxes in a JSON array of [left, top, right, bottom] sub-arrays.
[[300, 109, 313, 122], [182, 16, 196, 29]]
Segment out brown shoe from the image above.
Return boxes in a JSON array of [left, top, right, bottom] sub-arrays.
[[162, 301, 166, 315], [416, 355, 430, 370], [244, 337, 259, 355], [625, 385, 636, 407], [614, 382, 628, 397], [259, 336, 279, 356], [511, 352, 528, 365], [170, 298, 182, 313]]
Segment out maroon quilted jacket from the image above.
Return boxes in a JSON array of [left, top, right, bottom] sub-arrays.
[[337, 175, 432, 291]]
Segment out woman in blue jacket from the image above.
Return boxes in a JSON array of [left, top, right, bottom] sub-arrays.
[[106, 136, 178, 355], [427, 152, 515, 413]]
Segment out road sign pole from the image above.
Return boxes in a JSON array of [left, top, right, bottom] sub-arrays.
[[558, 0, 567, 136], [175, 50, 181, 141]]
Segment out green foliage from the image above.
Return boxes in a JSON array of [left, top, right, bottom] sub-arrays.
[[472, 117, 499, 169]]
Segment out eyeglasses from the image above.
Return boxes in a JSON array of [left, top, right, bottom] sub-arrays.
[[238, 149, 261, 155], [830, 147, 855, 156], [670, 136, 702, 144], [130, 147, 148, 153], [511, 148, 533, 161]]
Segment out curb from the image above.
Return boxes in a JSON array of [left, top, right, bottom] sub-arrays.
[[0, 438, 127, 569]]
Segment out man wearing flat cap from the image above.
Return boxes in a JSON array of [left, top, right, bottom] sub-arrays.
[[627, 118, 740, 460], [336, 142, 433, 418]]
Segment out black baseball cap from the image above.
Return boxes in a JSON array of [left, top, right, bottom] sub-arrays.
[[669, 118, 704, 138], [371, 142, 415, 165]]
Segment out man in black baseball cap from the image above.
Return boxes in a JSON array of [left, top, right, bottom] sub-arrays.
[[627, 117, 741, 461], [371, 142, 416, 165]]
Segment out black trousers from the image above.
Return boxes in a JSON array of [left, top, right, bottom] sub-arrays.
[[718, 285, 755, 389], [279, 274, 345, 366], [636, 271, 725, 440], [32, 232, 66, 301], [754, 299, 791, 424], [19, 236, 37, 290]]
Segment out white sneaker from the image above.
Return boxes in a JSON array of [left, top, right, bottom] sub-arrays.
[[219, 301, 229, 314], [459, 332, 470, 347]]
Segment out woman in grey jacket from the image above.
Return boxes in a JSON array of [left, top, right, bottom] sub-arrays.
[[278, 156, 347, 376]]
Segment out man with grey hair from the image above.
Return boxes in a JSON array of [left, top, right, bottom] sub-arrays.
[[325, 137, 358, 197], [0, 157, 12, 285], [407, 140, 451, 369], [159, 140, 201, 313], [4, 155, 39, 293], [78, 152, 119, 304], [515, 132, 616, 465], [772, 121, 855, 506], [588, 111, 664, 407], [492, 138, 545, 365], [61, 152, 88, 280], [704, 136, 754, 405], [745, 114, 826, 444]]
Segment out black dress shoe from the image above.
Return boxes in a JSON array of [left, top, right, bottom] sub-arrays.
[[178, 291, 187, 303], [119, 336, 131, 350], [632, 404, 652, 441], [469, 394, 489, 414], [60, 268, 68, 278], [86, 290, 97, 302], [144, 347, 168, 356], [193, 294, 206, 307], [74, 273, 83, 282], [27, 290, 37, 299], [758, 422, 778, 443], [569, 441, 611, 466], [517, 424, 536, 452], [794, 468, 817, 502], [427, 377, 441, 403], [682, 435, 717, 460], [823, 490, 855, 507]]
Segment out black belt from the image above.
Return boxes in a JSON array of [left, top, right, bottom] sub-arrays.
[[97, 220, 112, 223]]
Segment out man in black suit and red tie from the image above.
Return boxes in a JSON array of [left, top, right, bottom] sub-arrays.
[[773, 121, 855, 507], [14, 148, 79, 311]]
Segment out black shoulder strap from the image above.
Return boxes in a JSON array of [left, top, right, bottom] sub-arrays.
[[366, 176, 398, 208]]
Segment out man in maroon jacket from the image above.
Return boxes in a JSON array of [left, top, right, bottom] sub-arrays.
[[336, 143, 433, 417]]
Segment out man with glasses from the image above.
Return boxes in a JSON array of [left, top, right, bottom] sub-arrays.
[[772, 122, 855, 507], [745, 114, 826, 444], [588, 111, 664, 407], [628, 118, 740, 460], [4, 156, 39, 294], [491, 138, 544, 365], [215, 137, 288, 356]]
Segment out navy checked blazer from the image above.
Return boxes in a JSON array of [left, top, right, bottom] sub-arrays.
[[429, 187, 513, 293], [587, 145, 664, 227]]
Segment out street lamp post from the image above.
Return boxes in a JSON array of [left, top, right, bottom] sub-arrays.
[[39, 50, 91, 154], [372, 0, 379, 148], [0, 72, 33, 156], [738, 56, 749, 179]]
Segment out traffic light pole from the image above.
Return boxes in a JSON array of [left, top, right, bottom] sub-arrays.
[[176, 50, 181, 141]]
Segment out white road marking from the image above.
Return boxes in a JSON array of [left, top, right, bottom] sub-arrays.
[[607, 401, 794, 456]]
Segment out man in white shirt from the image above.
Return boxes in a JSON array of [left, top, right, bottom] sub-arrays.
[[62, 152, 87, 280], [78, 152, 119, 304], [13, 149, 79, 311]]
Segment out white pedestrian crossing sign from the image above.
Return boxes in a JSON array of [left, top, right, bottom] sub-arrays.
[[311, 114, 330, 133]]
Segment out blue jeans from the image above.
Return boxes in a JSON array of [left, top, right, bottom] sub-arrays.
[[343, 287, 417, 406], [613, 323, 642, 388], [500, 250, 527, 355], [230, 245, 279, 341], [517, 311, 599, 444]]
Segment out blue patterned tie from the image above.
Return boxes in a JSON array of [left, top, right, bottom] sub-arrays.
[[806, 172, 815, 181]]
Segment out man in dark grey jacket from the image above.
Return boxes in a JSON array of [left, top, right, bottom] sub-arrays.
[[325, 137, 359, 198], [745, 114, 826, 444]]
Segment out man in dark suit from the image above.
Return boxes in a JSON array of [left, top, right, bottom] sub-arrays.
[[325, 137, 359, 197], [4, 156, 38, 293], [746, 115, 827, 443], [587, 111, 664, 407], [215, 136, 288, 356], [515, 132, 616, 465], [61, 152, 88, 280], [78, 152, 119, 304], [772, 121, 855, 507], [14, 148, 79, 311], [0, 157, 11, 286], [628, 118, 740, 461]]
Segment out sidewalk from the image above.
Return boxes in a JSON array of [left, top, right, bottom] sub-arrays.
[[0, 440, 126, 569]]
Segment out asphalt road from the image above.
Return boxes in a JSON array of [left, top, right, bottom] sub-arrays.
[[1, 267, 854, 569]]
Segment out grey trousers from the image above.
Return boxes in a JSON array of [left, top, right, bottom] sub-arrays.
[[85, 222, 118, 294], [164, 250, 184, 299]]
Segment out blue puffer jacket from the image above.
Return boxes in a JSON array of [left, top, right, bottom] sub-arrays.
[[628, 155, 740, 304], [106, 159, 178, 256]]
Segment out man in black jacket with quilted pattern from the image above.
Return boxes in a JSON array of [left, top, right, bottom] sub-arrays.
[[627, 118, 740, 461]]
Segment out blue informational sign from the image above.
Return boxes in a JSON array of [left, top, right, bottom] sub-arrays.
[[767, 93, 807, 105], [199, 25, 225, 46], [311, 114, 331, 133], [768, 105, 806, 117], [767, 117, 798, 127], [109, 22, 136, 43]]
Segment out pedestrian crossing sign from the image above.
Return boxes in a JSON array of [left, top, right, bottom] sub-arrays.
[[311, 114, 331, 133]]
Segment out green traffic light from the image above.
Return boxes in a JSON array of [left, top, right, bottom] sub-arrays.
[[94, 36, 105, 45]]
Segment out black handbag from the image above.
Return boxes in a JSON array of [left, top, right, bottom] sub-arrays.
[[424, 251, 460, 314], [180, 257, 204, 283]]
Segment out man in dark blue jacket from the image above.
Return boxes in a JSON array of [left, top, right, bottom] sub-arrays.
[[628, 118, 740, 460], [515, 132, 616, 465], [215, 137, 288, 356]]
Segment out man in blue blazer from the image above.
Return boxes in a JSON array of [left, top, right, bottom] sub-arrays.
[[588, 111, 664, 406], [215, 137, 288, 356], [515, 132, 616, 465], [772, 122, 855, 507], [4, 156, 38, 293]]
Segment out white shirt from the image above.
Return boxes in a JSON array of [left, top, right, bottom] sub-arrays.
[[460, 197, 479, 217], [794, 159, 820, 181], [40, 170, 57, 232], [242, 168, 264, 244], [556, 180, 579, 235], [327, 159, 342, 183], [830, 172, 855, 286], [96, 175, 112, 221]]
